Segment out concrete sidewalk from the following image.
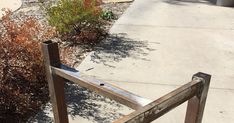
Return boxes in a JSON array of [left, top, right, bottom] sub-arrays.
[[77, 0, 234, 122], [0, 0, 22, 19]]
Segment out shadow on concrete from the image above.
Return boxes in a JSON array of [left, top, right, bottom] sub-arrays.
[[28, 82, 128, 123], [27, 105, 53, 123], [163, 0, 214, 5], [28, 33, 155, 122], [28, 33, 156, 122], [66, 82, 125, 122], [90, 33, 157, 67]]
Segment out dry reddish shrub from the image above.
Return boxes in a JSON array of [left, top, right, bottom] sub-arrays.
[[0, 10, 56, 121]]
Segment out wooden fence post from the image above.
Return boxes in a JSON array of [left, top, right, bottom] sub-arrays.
[[185, 72, 211, 123], [41, 41, 68, 123]]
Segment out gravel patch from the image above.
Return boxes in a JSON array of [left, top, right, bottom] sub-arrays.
[[11, 0, 132, 66], [2, 0, 134, 122], [28, 82, 133, 123]]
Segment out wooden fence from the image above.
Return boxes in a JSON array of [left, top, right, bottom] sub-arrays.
[[41, 40, 211, 123]]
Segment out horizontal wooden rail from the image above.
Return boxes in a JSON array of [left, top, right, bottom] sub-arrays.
[[51, 65, 152, 110], [113, 79, 203, 123], [41, 41, 211, 123]]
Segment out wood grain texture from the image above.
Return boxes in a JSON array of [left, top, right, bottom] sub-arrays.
[[185, 72, 211, 123], [52, 65, 152, 110], [114, 79, 203, 123], [41, 41, 68, 123]]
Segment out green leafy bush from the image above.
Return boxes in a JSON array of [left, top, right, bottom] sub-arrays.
[[41, 0, 106, 42], [101, 10, 115, 21], [0, 10, 56, 121]]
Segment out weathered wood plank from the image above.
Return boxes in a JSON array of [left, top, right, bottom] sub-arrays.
[[113, 79, 203, 123], [185, 72, 211, 123], [41, 41, 68, 123], [51, 65, 152, 110]]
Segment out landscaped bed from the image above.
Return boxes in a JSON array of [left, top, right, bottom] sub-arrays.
[[0, 0, 132, 122]]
